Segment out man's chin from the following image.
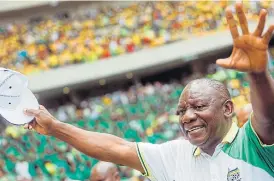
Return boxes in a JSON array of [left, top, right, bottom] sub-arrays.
[[186, 127, 208, 146], [187, 134, 209, 146], [189, 138, 208, 147]]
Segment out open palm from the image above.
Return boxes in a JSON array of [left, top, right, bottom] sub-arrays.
[[217, 3, 274, 73]]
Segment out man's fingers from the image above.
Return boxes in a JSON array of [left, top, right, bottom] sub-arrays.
[[262, 25, 274, 44], [23, 123, 33, 130], [236, 3, 249, 35], [23, 124, 29, 129], [24, 108, 40, 117], [216, 58, 233, 69], [39, 105, 46, 110], [253, 9, 267, 36], [226, 8, 239, 39], [39, 105, 50, 114], [30, 120, 37, 129]]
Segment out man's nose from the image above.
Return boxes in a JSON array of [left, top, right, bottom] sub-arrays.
[[181, 109, 197, 124]]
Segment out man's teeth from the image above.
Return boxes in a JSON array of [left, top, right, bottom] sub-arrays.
[[188, 126, 204, 132]]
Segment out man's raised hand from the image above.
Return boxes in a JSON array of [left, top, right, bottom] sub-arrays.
[[217, 3, 274, 73]]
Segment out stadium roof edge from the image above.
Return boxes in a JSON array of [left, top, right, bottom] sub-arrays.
[[26, 17, 274, 98], [0, 1, 51, 12]]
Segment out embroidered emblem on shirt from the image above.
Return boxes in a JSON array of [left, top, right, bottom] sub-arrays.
[[227, 167, 242, 181]]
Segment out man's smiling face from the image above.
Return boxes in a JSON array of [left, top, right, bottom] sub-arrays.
[[177, 79, 233, 150]]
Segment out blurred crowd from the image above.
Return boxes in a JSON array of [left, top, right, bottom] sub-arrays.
[[3, 56, 274, 180], [1, 1, 274, 180], [2, 81, 184, 181], [0, 1, 273, 75]]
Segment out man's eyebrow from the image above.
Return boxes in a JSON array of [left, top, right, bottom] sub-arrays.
[[194, 100, 209, 104], [194, 97, 213, 103]]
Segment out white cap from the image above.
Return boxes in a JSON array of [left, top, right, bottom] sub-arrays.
[[0, 68, 39, 125]]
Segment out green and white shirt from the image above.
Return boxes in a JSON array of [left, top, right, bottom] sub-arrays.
[[136, 120, 274, 181]]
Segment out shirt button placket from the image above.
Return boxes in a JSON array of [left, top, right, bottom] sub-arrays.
[[210, 160, 220, 181]]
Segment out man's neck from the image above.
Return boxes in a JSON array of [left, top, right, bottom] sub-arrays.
[[200, 139, 222, 156], [200, 121, 233, 156]]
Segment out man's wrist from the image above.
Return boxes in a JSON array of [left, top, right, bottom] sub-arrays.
[[248, 71, 268, 83], [49, 121, 64, 136]]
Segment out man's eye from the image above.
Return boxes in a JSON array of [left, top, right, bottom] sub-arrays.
[[178, 110, 186, 116], [195, 105, 205, 110]]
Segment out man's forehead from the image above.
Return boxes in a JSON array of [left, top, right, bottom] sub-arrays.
[[180, 82, 215, 101]]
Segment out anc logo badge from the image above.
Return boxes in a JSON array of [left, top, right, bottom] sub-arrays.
[[227, 168, 242, 181]]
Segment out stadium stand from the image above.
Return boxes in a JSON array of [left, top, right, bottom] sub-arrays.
[[1, 1, 273, 75], [0, 1, 274, 181], [2, 58, 274, 180]]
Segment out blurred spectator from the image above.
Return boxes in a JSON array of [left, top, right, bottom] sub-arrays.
[[90, 161, 120, 181], [236, 103, 253, 128]]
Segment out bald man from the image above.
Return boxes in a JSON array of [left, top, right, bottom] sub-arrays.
[[90, 161, 120, 181]]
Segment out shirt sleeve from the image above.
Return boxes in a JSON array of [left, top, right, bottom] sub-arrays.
[[239, 119, 274, 177], [136, 140, 183, 181]]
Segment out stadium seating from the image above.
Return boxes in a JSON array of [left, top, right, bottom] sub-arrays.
[[0, 1, 274, 180], [3, 60, 274, 180], [0, 1, 273, 75]]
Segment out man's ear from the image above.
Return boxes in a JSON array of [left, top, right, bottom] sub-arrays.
[[223, 100, 234, 119]]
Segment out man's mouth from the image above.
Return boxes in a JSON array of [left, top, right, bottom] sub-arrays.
[[186, 126, 205, 133]]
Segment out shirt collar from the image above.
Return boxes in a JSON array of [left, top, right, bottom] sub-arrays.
[[193, 121, 239, 157]]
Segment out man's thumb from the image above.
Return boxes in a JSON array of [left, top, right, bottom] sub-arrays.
[[216, 58, 232, 68], [24, 109, 39, 116]]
